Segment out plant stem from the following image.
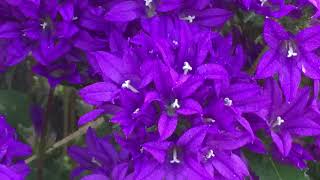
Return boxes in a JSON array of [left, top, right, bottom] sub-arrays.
[[36, 88, 55, 180]]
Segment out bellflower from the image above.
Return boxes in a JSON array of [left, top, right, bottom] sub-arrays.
[[0, 115, 31, 180], [257, 79, 320, 157], [256, 18, 320, 101], [68, 128, 129, 180]]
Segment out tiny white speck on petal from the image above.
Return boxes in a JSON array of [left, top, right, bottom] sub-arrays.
[[133, 108, 140, 114], [224, 97, 233, 106], [121, 80, 139, 93], [170, 148, 180, 164], [172, 40, 179, 46], [260, 0, 268, 6], [40, 22, 48, 30], [287, 44, 298, 58], [273, 116, 285, 127], [171, 99, 180, 109], [205, 149, 215, 160], [182, 61, 192, 74], [144, 0, 152, 7], [181, 15, 196, 23]]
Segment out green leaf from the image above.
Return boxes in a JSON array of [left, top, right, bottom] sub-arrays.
[[0, 89, 31, 127], [246, 152, 309, 180]]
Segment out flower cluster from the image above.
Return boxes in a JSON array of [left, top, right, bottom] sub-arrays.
[[1, 0, 320, 179], [0, 115, 32, 180]]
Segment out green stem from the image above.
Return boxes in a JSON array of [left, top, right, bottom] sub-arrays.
[[36, 88, 55, 180]]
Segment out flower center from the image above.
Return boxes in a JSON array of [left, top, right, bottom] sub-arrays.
[[273, 116, 285, 127], [170, 148, 180, 164], [144, 0, 152, 7], [121, 80, 139, 93], [40, 22, 48, 30], [182, 61, 192, 74], [287, 43, 298, 58], [91, 157, 102, 167], [171, 99, 181, 109], [260, 0, 268, 6], [223, 97, 233, 106], [133, 108, 140, 114], [205, 149, 215, 160], [72, 16, 79, 21], [181, 15, 195, 23]]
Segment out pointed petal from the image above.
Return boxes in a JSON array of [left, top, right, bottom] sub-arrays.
[[78, 109, 105, 126], [263, 18, 289, 48], [197, 63, 229, 80], [298, 52, 320, 79], [111, 163, 128, 180], [79, 82, 119, 105], [255, 49, 281, 79], [105, 1, 142, 22], [158, 113, 177, 140], [285, 117, 320, 136], [177, 99, 203, 115], [177, 125, 207, 151], [142, 141, 172, 163], [279, 61, 301, 102], [194, 8, 232, 27], [296, 25, 320, 51]]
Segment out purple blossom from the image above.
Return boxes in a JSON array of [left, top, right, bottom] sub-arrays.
[[0, 115, 31, 179], [256, 18, 320, 101]]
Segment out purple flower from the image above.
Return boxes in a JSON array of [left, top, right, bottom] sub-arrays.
[[256, 18, 320, 101], [68, 128, 129, 180], [0, 115, 31, 179]]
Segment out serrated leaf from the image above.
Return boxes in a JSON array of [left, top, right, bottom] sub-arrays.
[[246, 152, 309, 180]]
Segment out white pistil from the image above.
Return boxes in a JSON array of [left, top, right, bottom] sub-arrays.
[[91, 157, 102, 167], [182, 61, 192, 74], [224, 97, 233, 106], [273, 116, 285, 127], [170, 148, 180, 164], [121, 80, 139, 93], [133, 108, 140, 114], [144, 0, 152, 7], [40, 22, 48, 30], [205, 149, 215, 160], [171, 99, 180, 109], [181, 15, 196, 23], [172, 40, 179, 46], [72, 16, 79, 21], [260, 0, 267, 6], [205, 118, 216, 124], [287, 44, 298, 58]]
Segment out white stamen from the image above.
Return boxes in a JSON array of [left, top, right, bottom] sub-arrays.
[[148, 49, 154, 54], [182, 61, 193, 74], [170, 148, 180, 164], [172, 40, 179, 46], [181, 15, 195, 23], [140, 147, 144, 153], [121, 80, 139, 93], [205, 149, 215, 160], [224, 97, 233, 106], [171, 99, 180, 109], [40, 22, 48, 30], [260, 0, 267, 6], [273, 116, 285, 127], [144, 0, 152, 7], [287, 44, 298, 58], [91, 157, 102, 167], [205, 118, 216, 124], [72, 16, 78, 21], [133, 108, 140, 114]]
